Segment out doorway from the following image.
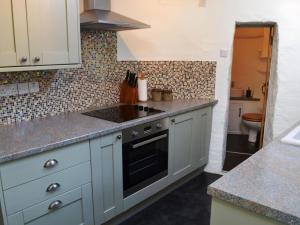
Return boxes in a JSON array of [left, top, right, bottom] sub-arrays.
[[223, 24, 275, 171]]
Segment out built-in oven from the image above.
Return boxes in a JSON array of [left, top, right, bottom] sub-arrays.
[[122, 118, 169, 198]]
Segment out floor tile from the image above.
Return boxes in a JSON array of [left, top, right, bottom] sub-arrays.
[[120, 173, 221, 225]]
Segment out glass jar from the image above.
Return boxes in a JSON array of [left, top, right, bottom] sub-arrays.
[[151, 89, 163, 101], [163, 90, 173, 101]]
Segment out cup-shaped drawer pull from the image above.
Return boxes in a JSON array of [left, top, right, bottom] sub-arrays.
[[44, 159, 58, 169], [48, 200, 63, 210], [46, 183, 61, 193]]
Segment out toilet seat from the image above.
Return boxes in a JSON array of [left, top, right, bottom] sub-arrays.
[[242, 113, 263, 122]]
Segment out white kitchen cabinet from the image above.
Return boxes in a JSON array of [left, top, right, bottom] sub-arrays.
[[0, 0, 81, 72]]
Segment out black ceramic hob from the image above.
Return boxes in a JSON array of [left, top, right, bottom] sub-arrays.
[[82, 105, 164, 123]]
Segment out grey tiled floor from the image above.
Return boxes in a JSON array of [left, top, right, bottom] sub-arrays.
[[223, 134, 260, 171], [120, 173, 221, 225]]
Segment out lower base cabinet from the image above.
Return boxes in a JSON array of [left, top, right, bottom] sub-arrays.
[[90, 132, 123, 225], [7, 184, 94, 225], [192, 107, 212, 169], [169, 111, 194, 182], [210, 198, 285, 225], [169, 107, 213, 182], [1, 106, 213, 225]]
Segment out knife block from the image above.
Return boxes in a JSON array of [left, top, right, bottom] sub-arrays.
[[120, 81, 128, 103], [120, 83, 138, 104]]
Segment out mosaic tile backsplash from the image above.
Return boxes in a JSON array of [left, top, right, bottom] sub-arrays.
[[0, 31, 216, 125]]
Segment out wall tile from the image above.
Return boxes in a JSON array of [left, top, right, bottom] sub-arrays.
[[0, 31, 216, 126]]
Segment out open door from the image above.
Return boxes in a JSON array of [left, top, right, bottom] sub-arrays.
[[259, 27, 274, 148], [223, 24, 275, 171]]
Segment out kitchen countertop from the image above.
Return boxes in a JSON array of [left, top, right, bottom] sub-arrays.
[[0, 99, 217, 164], [208, 123, 300, 225]]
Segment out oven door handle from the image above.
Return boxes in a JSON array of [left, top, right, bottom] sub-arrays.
[[132, 134, 168, 149]]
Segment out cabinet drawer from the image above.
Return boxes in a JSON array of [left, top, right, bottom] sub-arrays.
[[8, 187, 83, 225], [24, 187, 82, 224], [4, 162, 91, 215], [1, 141, 90, 190]]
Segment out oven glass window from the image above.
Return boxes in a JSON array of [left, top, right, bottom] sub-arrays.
[[123, 131, 168, 197]]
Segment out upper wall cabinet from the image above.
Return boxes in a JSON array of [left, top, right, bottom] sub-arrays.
[[0, 0, 81, 72], [0, 0, 29, 68]]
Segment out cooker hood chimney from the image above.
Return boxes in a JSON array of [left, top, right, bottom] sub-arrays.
[[80, 0, 151, 31]]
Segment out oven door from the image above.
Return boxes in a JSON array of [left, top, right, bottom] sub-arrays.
[[123, 130, 168, 198]]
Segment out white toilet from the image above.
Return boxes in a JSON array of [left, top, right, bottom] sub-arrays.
[[242, 113, 263, 143]]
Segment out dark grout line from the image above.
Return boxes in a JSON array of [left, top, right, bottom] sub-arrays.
[[226, 151, 253, 156]]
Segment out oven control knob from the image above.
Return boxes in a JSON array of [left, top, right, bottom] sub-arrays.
[[131, 131, 139, 137], [156, 123, 162, 129]]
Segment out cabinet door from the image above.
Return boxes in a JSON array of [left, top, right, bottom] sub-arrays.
[[90, 132, 123, 225], [0, 0, 29, 67], [192, 107, 213, 169], [169, 112, 194, 182], [7, 184, 94, 225], [26, 0, 80, 65], [228, 102, 243, 134]]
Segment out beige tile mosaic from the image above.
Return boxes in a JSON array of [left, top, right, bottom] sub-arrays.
[[0, 31, 216, 126]]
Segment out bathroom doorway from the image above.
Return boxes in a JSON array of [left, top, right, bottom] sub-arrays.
[[223, 24, 275, 171]]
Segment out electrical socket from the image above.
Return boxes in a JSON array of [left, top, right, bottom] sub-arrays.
[[17, 83, 30, 95], [28, 82, 39, 93], [0, 84, 18, 97], [220, 49, 229, 58]]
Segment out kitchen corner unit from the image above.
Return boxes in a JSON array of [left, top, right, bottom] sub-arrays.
[[0, 0, 81, 72]]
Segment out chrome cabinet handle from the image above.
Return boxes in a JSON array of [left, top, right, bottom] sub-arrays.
[[116, 135, 122, 140], [34, 57, 40, 62], [20, 57, 27, 63], [44, 159, 58, 169], [46, 183, 60, 193], [48, 200, 63, 210]]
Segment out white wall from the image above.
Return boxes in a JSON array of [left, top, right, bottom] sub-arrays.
[[110, 0, 300, 173]]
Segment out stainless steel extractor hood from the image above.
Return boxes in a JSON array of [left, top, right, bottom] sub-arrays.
[[80, 0, 151, 31]]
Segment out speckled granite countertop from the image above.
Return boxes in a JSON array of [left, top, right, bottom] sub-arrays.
[[0, 99, 217, 164], [208, 124, 300, 225]]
